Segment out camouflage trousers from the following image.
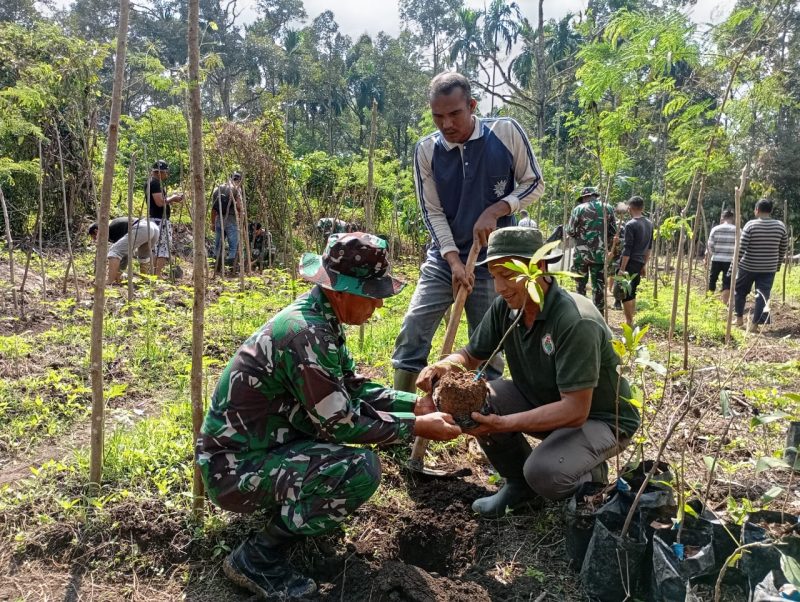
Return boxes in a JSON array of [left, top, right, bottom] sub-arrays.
[[200, 440, 381, 536], [572, 250, 606, 310]]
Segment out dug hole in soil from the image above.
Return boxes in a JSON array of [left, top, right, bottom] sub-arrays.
[[303, 476, 548, 602]]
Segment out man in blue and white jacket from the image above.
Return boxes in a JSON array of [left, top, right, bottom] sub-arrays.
[[392, 72, 544, 393]]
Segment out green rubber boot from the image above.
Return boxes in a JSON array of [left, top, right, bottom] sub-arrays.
[[471, 477, 540, 518], [473, 433, 540, 517], [393, 368, 419, 394]]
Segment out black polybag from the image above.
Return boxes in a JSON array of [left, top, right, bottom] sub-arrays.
[[651, 518, 716, 601]]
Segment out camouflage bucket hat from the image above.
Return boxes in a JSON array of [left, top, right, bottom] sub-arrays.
[[576, 186, 600, 201], [477, 226, 563, 266], [299, 232, 405, 299]]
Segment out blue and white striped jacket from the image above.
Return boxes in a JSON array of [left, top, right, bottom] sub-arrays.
[[414, 116, 544, 277]]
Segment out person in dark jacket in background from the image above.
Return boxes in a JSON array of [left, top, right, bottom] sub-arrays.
[[617, 196, 653, 327]]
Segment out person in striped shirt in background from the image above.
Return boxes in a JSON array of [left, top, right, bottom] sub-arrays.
[[706, 209, 737, 305], [733, 199, 789, 328]]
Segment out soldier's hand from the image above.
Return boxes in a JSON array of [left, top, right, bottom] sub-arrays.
[[414, 393, 436, 416], [413, 412, 462, 441], [417, 362, 454, 394]]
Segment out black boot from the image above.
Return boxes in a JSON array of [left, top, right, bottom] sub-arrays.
[[473, 434, 541, 518], [223, 521, 316, 600]]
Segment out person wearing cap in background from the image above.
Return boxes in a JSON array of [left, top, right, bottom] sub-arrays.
[[567, 186, 617, 311], [617, 196, 653, 327], [706, 209, 737, 305], [210, 171, 244, 272], [417, 227, 640, 518], [196, 232, 462, 600], [146, 160, 184, 278], [88, 217, 160, 284]]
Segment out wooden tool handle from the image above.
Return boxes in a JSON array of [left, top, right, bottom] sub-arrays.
[[440, 241, 481, 358], [410, 241, 482, 465]]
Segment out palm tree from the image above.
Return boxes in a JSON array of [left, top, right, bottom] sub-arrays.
[[449, 8, 482, 75], [483, 0, 519, 114]]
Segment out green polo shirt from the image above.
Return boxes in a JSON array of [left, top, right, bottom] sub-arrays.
[[465, 280, 640, 437]]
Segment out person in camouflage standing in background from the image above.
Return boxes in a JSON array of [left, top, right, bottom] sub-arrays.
[[567, 186, 617, 311], [196, 232, 461, 600]]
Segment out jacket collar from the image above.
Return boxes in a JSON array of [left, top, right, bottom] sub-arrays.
[[439, 116, 483, 151], [309, 285, 345, 340]]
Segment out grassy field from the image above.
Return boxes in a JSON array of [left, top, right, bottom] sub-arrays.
[[0, 249, 798, 601]]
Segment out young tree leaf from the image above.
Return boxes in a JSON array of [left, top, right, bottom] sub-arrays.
[[720, 390, 731, 417], [755, 456, 791, 474], [750, 411, 791, 428], [530, 240, 562, 264], [762, 485, 784, 503], [683, 502, 699, 518], [612, 339, 627, 359], [703, 456, 717, 473], [781, 552, 800, 588], [502, 260, 527, 274]]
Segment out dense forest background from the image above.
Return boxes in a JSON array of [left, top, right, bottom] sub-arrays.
[[1, 0, 798, 256]]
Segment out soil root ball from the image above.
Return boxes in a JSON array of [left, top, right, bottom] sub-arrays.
[[432, 371, 489, 429]]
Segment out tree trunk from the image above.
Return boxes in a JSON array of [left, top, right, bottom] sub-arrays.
[[536, 0, 545, 141], [0, 187, 18, 314], [89, 0, 130, 491], [365, 98, 378, 232], [782, 199, 789, 305], [188, 0, 207, 516]]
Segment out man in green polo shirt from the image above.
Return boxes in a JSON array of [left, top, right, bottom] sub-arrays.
[[417, 227, 640, 517]]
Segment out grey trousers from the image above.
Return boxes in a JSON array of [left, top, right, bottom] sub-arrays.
[[478, 379, 628, 500]]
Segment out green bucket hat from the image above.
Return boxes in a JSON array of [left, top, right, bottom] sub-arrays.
[[576, 186, 600, 201], [299, 232, 405, 299], [477, 227, 563, 266]]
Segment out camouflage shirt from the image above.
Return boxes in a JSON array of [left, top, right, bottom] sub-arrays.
[[567, 200, 617, 253], [198, 286, 417, 460]]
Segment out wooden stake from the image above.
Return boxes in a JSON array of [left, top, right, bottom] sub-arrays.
[[0, 187, 18, 314], [54, 121, 80, 302], [126, 154, 136, 308], [725, 166, 748, 345], [188, 0, 207, 516], [89, 0, 131, 491], [38, 140, 47, 298]]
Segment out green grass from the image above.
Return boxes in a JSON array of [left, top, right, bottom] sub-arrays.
[[634, 268, 744, 345]]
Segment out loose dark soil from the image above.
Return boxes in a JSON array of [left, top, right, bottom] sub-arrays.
[[433, 370, 489, 426]]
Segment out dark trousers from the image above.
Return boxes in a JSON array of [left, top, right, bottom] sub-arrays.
[[708, 260, 731, 292], [734, 268, 776, 324]]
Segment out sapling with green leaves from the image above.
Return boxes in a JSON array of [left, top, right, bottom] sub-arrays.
[[473, 239, 578, 379]]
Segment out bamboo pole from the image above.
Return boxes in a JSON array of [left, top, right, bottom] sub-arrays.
[[0, 187, 18, 314], [38, 140, 47, 298], [667, 173, 698, 353], [682, 179, 705, 369], [188, 0, 207, 516], [725, 166, 748, 344], [782, 199, 788, 305], [54, 121, 80, 301], [89, 0, 130, 490], [126, 154, 136, 308], [360, 98, 379, 348]]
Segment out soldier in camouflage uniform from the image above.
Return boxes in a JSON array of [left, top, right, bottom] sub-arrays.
[[566, 186, 617, 310], [196, 232, 461, 600]]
